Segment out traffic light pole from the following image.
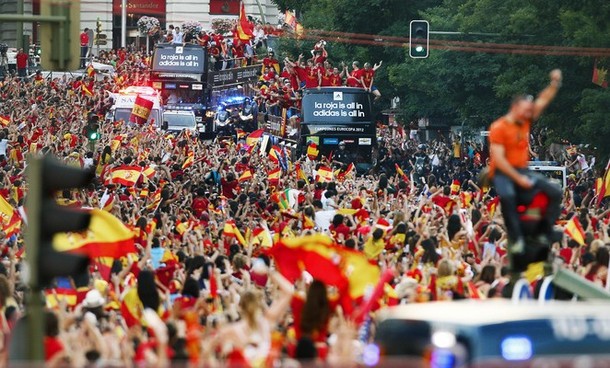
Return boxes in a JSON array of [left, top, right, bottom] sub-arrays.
[[23, 158, 44, 363]]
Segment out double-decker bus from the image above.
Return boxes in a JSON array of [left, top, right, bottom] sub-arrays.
[[150, 43, 259, 137], [300, 87, 377, 172]]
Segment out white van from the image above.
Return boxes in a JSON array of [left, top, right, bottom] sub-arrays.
[[528, 161, 567, 189], [108, 86, 161, 126], [162, 110, 200, 134]]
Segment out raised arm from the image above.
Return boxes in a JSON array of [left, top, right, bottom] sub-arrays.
[[533, 69, 562, 121]]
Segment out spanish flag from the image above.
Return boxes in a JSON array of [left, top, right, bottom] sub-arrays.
[[0, 115, 9, 127], [460, 192, 473, 208], [129, 95, 154, 125], [268, 168, 281, 186], [487, 196, 500, 218], [564, 216, 586, 246], [182, 151, 195, 170], [223, 219, 246, 246], [239, 169, 253, 183], [108, 165, 142, 187], [307, 142, 319, 160], [284, 10, 297, 29], [0, 196, 20, 237], [146, 188, 162, 212], [295, 163, 309, 185], [337, 163, 355, 182], [246, 129, 264, 148], [251, 227, 273, 248], [100, 193, 115, 212], [53, 209, 137, 258], [121, 287, 143, 328], [86, 63, 95, 77], [268, 146, 280, 164], [236, 1, 254, 42], [142, 166, 156, 180], [45, 288, 78, 309], [395, 163, 408, 181], [316, 166, 333, 182], [82, 84, 93, 96], [450, 179, 461, 195]]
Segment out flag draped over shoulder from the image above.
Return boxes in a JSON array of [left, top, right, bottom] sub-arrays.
[[236, 1, 254, 41], [129, 95, 154, 125], [53, 209, 136, 258], [564, 216, 586, 246], [107, 165, 142, 187]]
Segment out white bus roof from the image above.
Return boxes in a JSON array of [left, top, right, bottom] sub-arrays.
[[119, 86, 158, 96]]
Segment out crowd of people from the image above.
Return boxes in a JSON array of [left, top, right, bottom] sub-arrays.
[[0, 43, 608, 367]]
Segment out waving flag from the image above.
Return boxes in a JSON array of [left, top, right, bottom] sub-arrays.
[[596, 159, 610, 206], [284, 10, 297, 28], [108, 165, 142, 187], [337, 163, 355, 182], [271, 190, 290, 210], [564, 216, 586, 246], [86, 63, 95, 77], [395, 163, 408, 181], [268, 168, 281, 186], [121, 287, 143, 328], [129, 95, 154, 125], [307, 142, 319, 160], [81, 84, 93, 96], [246, 129, 264, 147], [45, 288, 78, 309], [295, 163, 309, 185], [0, 115, 9, 127], [450, 180, 461, 195], [239, 169, 253, 183], [236, 1, 254, 41], [268, 146, 280, 164], [53, 209, 136, 258], [0, 196, 20, 237], [487, 196, 500, 218], [223, 219, 246, 246], [146, 188, 162, 212], [182, 151, 195, 170], [316, 166, 333, 182]]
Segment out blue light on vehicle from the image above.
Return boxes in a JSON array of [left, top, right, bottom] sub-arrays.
[[362, 343, 380, 367], [430, 349, 456, 368], [501, 336, 533, 361]]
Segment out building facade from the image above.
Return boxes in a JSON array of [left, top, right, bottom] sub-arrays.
[[1, 0, 280, 51]]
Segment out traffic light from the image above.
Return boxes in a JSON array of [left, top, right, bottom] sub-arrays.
[[96, 18, 102, 34], [409, 20, 430, 59], [85, 114, 100, 141], [25, 155, 95, 288]]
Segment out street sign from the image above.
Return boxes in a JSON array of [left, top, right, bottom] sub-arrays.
[[95, 34, 107, 40], [95, 40, 107, 46]]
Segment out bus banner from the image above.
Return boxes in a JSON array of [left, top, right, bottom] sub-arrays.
[[302, 90, 372, 123]]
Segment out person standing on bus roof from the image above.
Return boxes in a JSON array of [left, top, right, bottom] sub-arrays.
[[172, 27, 183, 44], [361, 62, 383, 100]]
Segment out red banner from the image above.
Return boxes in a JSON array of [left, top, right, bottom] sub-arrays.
[[210, 0, 240, 15], [112, 0, 166, 16]]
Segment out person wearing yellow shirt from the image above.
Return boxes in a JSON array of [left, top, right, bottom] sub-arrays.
[[364, 228, 386, 260]]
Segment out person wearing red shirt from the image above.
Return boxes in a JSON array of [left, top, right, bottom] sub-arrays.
[[345, 61, 363, 88], [80, 28, 90, 68], [320, 66, 332, 87], [360, 62, 383, 100], [303, 60, 321, 89], [15, 48, 28, 78], [329, 67, 344, 86], [263, 51, 280, 73], [221, 173, 239, 199], [328, 214, 355, 243]]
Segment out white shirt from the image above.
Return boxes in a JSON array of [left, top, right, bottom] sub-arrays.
[[173, 32, 183, 44], [0, 139, 7, 156]]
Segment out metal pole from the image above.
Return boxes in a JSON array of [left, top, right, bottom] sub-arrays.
[[59, 18, 65, 70], [24, 158, 44, 362], [96, 17, 100, 58], [121, 0, 127, 48], [16, 0, 24, 49]]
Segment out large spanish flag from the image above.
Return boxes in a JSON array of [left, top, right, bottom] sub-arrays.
[[564, 216, 586, 246], [129, 95, 154, 125], [53, 209, 136, 258], [121, 287, 143, 328], [108, 165, 142, 187], [236, 1, 254, 41], [223, 219, 246, 246], [295, 163, 309, 185], [0, 195, 20, 237]]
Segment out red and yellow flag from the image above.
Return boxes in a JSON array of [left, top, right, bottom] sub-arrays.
[[86, 64, 95, 78], [564, 216, 586, 246], [182, 151, 195, 170], [592, 59, 608, 88], [45, 288, 78, 309], [107, 165, 142, 187], [316, 166, 333, 182], [146, 188, 162, 212], [0, 196, 20, 237], [487, 196, 500, 218], [268, 168, 281, 186], [121, 287, 143, 328], [236, 1, 254, 41], [129, 95, 154, 125], [337, 163, 356, 182], [268, 146, 280, 164], [395, 163, 408, 181], [284, 10, 297, 29], [307, 143, 319, 160], [295, 163, 309, 185], [82, 84, 93, 96], [246, 129, 264, 148], [450, 180, 461, 195], [0, 115, 9, 127], [53, 209, 137, 258], [239, 169, 253, 183], [223, 219, 246, 246]]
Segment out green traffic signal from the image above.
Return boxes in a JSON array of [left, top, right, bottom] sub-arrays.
[[409, 20, 430, 59]]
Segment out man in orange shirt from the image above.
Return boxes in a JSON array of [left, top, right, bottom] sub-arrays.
[[488, 69, 562, 253]]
